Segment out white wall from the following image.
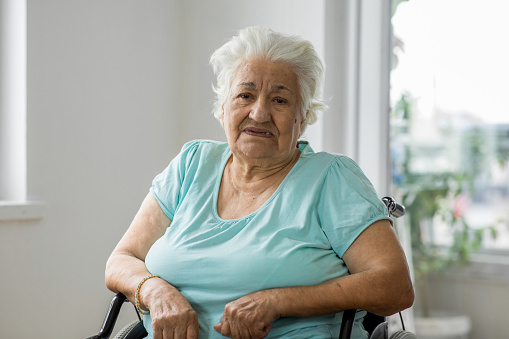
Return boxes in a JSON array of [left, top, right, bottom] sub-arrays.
[[2, 1, 182, 338], [0, 1, 331, 338]]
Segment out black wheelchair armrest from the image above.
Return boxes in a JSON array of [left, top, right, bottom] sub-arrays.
[[86, 293, 130, 339], [339, 309, 357, 339]]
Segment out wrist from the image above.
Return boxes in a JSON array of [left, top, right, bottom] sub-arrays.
[[135, 274, 159, 315], [263, 288, 286, 319], [269, 286, 316, 318]]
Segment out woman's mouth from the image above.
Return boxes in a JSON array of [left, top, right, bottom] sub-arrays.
[[244, 127, 274, 138]]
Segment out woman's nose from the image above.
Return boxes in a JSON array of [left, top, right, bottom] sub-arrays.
[[249, 98, 271, 122]]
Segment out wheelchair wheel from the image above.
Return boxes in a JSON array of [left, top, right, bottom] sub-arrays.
[[112, 320, 147, 339], [389, 331, 417, 339], [368, 321, 388, 339]]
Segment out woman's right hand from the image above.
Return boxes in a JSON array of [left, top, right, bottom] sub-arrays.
[[140, 277, 199, 339]]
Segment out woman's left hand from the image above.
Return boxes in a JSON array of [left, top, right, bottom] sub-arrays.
[[214, 290, 280, 339]]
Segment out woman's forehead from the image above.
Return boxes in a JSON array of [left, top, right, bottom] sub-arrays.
[[231, 59, 298, 93]]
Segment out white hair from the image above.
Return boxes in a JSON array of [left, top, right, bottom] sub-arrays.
[[209, 27, 326, 131]]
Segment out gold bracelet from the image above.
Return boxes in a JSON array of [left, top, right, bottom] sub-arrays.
[[135, 274, 159, 315]]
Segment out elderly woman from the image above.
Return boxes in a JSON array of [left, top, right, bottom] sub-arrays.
[[105, 27, 414, 339]]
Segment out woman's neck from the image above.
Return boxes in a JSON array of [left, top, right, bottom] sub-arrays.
[[217, 149, 301, 220], [227, 149, 301, 190]]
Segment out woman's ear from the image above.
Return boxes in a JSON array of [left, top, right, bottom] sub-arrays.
[[300, 111, 308, 130], [220, 106, 225, 126]]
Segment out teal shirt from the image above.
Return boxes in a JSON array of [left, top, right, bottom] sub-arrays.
[[144, 140, 391, 339]]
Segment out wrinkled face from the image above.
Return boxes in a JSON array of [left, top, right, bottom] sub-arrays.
[[221, 58, 304, 165]]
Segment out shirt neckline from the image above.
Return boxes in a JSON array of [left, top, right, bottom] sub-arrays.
[[212, 141, 311, 222]]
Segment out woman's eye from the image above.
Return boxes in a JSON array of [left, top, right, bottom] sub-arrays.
[[274, 98, 287, 104], [239, 93, 251, 99]]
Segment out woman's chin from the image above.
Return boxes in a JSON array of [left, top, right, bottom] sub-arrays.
[[239, 148, 274, 160], [234, 140, 276, 158]]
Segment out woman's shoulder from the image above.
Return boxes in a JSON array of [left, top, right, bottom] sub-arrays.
[[180, 139, 228, 151], [174, 140, 229, 175], [300, 142, 361, 172], [178, 139, 229, 159], [298, 145, 373, 191]]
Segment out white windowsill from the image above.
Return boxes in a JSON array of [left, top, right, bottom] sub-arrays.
[[0, 201, 45, 221], [428, 252, 509, 283]]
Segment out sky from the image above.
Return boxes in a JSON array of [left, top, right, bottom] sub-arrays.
[[391, 0, 509, 123]]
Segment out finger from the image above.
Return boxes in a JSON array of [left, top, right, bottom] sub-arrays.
[[187, 323, 199, 339], [229, 319, 247, 339], [230, 326, 242, 339], [173, 324, 186, 339], [256, 326, 271, 339], [263, 325, 272, 336], [153, 328, 172, 339], [152, 323, 163, 339], [250, 322, 271, 339], [241, 326, 256, 339], [172, 320, 198, 339], [220, 318, 232, 338], [242, 320, 271, 339], [213, 323, 222, 333], [153, 318, 173, 339]]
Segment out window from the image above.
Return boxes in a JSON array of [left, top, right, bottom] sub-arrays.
[[391, 0, 509, 256]]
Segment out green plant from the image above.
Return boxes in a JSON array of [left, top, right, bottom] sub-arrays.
[[391, 93, 500, 316], [397, 172, 497, 279]]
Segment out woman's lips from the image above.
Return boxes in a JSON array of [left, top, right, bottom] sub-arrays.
[[244, 127, 274, 138]]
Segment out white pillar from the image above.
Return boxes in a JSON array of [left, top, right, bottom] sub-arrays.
[[357, 0, 392, 194], [322, 0, 361, 158], [0, 0, 26, 201]]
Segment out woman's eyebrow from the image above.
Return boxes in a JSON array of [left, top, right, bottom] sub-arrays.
[[238, 82, 256, 89], [236, 82, 293, 94], [271, 84, 293, 94]]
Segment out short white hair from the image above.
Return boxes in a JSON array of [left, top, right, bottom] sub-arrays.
[[209, 27, 326, 131]]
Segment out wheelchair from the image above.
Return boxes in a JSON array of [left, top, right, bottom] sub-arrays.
[[87, 197, 416, 339]]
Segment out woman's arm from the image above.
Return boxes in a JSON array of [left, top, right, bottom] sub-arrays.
[[276, 218, 415, 317], [105, 193, 199, 339], [105, 193, 170, 299], [215, 219, 414, 338], [336, 219, 415, 315]]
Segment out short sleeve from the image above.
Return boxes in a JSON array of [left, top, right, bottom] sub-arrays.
[[150, 140, 199, 220], [318, 156, 392, 257]]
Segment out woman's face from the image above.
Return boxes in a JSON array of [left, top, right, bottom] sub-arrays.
[[221, 58, 304, 165]]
